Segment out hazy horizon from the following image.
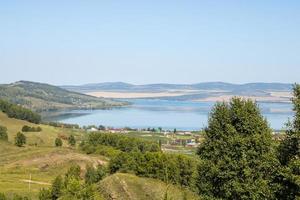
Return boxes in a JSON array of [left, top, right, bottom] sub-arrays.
[[1, 1, 300, 85]]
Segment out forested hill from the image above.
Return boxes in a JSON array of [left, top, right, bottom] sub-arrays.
[[0, 81, 127, 111]]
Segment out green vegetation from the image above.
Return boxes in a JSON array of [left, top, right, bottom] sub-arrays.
[[15, 132, 26, 147], [1, 84, 300, 199], [109, 152, 197, 188], [0, 81, 127, 111], [195, 97, 279, 199], [22, 125, 42, 132], [85, 165, 107, 185], [0, 125, 8, 141], [0, 99, 41, 123], [83, 132, 161, 153], [54, 138, 63, 147], [38, 165, 101, 200], [68, 135, 76, 146], [98, 173, 199, 200], [276, 84, 300, 199]]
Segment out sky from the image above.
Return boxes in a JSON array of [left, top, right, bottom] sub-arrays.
[[0, 0, 300, 85]]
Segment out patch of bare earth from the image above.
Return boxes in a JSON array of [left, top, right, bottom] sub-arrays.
[[8, 151, 107, 171]]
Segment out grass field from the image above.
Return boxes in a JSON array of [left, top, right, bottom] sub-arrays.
[[98, 173, 200, 200], [0, 112, 107, 199]]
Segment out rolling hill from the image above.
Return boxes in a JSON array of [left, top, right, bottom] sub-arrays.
[[62, 82, 293, 103], [0, 81, 127, 111], [62, 82, 292, 92], [0, 111, 198, 199]]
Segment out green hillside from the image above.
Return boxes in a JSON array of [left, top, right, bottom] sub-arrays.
[[0, 111, 197, 199], [98, 173, 199, 200], [0, 111, 106, 198], [0, 81, 127, 111]]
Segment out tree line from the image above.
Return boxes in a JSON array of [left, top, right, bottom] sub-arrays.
[[109, 151, 197, 188], [82, 132, 161, 153], [0, 99, 41, 124]]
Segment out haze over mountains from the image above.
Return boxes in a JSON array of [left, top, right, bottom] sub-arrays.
[[62, 82, 292, 92], [62, 82, 293, 103]]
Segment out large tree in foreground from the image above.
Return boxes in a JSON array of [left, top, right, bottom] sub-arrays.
[[276, 84, 300, 199], [196, 98, 279, 200]]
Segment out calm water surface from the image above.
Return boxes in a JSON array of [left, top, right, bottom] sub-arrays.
[[46, 99, 293, 131]]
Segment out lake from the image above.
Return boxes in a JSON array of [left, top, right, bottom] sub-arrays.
[[46, 99, 294, 131]]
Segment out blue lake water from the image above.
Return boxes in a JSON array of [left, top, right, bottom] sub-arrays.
[[50, 99, 294, 131]]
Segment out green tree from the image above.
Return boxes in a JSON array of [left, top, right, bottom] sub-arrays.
[[0, 125, 8, 141], [277, 84, 300, 199], [15, 132, 26, 147], [0, 193, 6, 200], [68, 135, 76, 146], [195, 98, 279, 199], [38, 188, 51, 200], [85, 164, 107, 184], [55, 138, 63, 147], [65, 165, 81, 181], [51, 175, 63, 199]]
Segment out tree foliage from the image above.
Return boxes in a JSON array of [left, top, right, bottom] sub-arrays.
[[0, 99, 41, 124], [84, 132, 160, 153], [85, 164, 107, 184], [15, 132, 26, 147], [195, 98, 279, 199], [109, 151, 197, 188], [0, 125, 8, 141], [55, 138, 63, 147], [39, 165, 96, 200], [276, 84, 300, 199], [21, 125, 42, 132], [68, 135, 76, 147]]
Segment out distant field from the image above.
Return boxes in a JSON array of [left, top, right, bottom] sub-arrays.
[[86, 89, 292, 103], [86, 91, 194, 98]]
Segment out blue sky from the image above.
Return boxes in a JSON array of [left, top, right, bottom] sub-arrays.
[[1, 1, 299, 85]]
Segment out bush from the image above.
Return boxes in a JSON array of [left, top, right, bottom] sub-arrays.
[[0, 125, 8, 141], [15, 132, 26, 147], [68, 135, 76, 146], [85, 164, 107, 184], [22, 125, 42, 132], [39, 165, 96, 199], [55, 138, 63, 147]]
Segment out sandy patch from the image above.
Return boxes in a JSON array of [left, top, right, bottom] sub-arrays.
[[8, 151, 107, 170], [194, 95, 291, 103], [86, 91, 190, 98]]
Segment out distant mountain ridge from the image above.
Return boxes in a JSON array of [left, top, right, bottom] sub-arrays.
[[0, 81, 127, 111], [62, 82, 293, 92]]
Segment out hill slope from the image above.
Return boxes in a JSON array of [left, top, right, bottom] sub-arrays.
[[0, 81, 127, 111], [98, 173, 199, 200], [0, 111, 107, 198]]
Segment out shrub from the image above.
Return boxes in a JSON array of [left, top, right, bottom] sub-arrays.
[[22, 125, 42, 132], [68, 135, 76, 146], [0, 125, 8, 141], [15, 132, 26, 147], [55, 138, 63, 147]]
